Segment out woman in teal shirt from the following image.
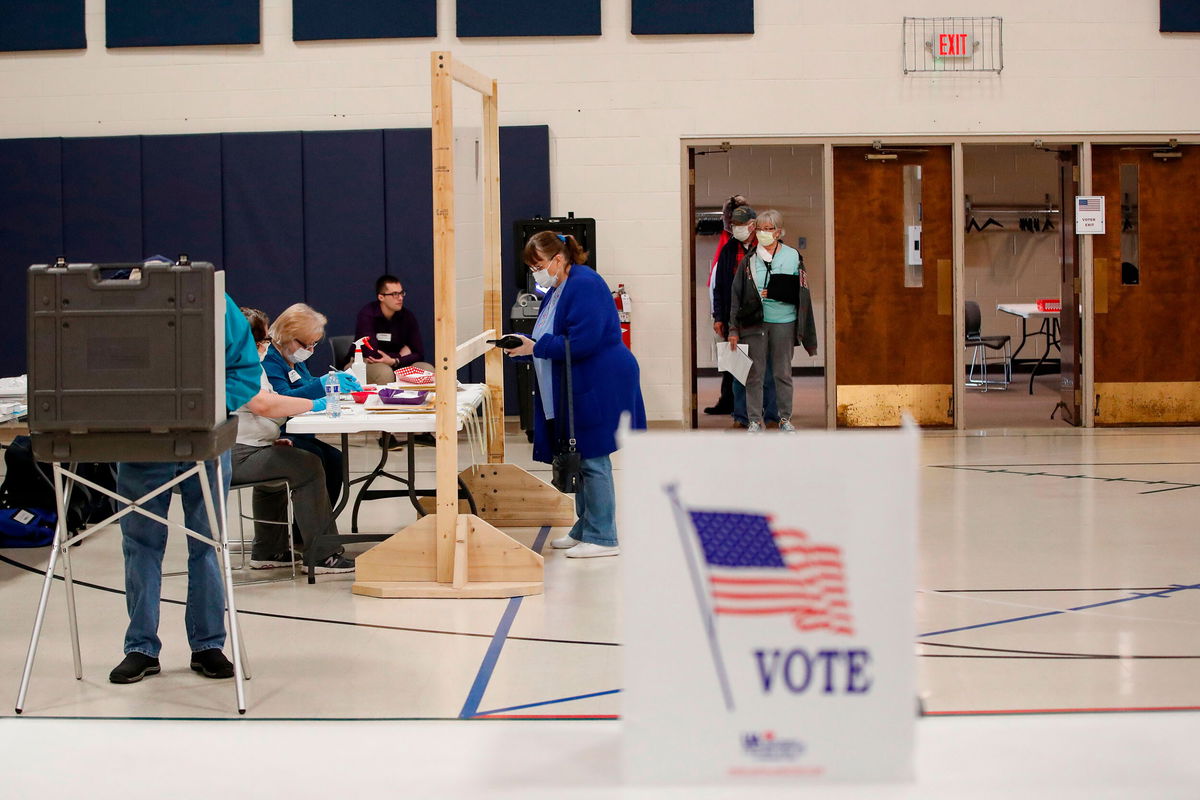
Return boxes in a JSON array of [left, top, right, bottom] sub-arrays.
[[727, 209, 818, 433]]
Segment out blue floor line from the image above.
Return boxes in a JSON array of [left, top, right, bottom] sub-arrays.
[[920, 583, 1200, 638], [457, 525, 552, 719], [477, 688, 622, 717]]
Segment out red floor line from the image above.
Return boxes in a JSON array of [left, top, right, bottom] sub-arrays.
[[925, 705, 1200, 716]]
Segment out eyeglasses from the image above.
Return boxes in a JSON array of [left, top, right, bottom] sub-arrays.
[[294, 337, 321, 350], [380, 291, 406, 299]]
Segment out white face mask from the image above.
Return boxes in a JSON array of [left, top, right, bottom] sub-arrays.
[[731, 225, 751, 242], [292, 345, 314, 363], [531, 255, 560, 289], [532, 268, 556, 289], [756, 229, 777, 247]]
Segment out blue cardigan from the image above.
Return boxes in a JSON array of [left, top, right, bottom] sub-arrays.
[[262, 344, 325, 400], [528, 265, 647, 463]]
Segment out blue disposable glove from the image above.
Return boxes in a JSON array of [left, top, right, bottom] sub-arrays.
[[336, 372, 362, 392], [311, 396, 328, 413]]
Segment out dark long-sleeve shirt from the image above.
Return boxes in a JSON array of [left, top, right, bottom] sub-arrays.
[[711, 237, 749, 330], [352, 302, 425, 368]]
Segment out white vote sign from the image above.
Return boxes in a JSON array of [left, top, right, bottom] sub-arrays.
[[619, 426, 917, 784]]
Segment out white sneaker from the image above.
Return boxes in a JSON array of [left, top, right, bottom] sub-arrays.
[[550, 535, 579, 549], [747, 421, 763, 433], [564, 542, 620, 558], [779, 418, 797, 432]]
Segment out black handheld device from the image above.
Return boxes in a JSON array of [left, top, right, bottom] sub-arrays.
[[488, 335, 526, 349]]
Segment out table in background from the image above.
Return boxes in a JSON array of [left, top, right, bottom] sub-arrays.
[[285, 385, 487, 582], [997, 303, 1061, 395]]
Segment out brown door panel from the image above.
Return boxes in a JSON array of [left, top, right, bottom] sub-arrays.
[[834, 146, 953, 426], [1093, 146, 1200, 385]]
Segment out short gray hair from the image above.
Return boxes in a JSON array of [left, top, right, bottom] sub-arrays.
[[757, 208, 784, 231]]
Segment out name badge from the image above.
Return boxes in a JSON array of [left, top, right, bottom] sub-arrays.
[[287, 369, 301, 383], [376, 333, 392, 342]]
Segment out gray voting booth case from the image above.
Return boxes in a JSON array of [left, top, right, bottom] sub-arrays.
[[16, 261, 250, 714]]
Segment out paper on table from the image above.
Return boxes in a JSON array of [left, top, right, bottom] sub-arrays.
[[716, 343, 752, 384]]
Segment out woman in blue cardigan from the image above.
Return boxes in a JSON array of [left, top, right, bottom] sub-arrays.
[[261, 303, 358, 506], [504, 232, 647, 558]]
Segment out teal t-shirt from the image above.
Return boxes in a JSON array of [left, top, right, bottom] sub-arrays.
[[750, 244, 800, 324]]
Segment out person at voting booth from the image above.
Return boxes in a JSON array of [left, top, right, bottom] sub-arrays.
[[728, 209, 818, 434], [260, 303, 353, 506], [352, 274, 431, 385], [503, 232, 647, 558], [233, 309, 354, 574], [110, 294, 261, 685]]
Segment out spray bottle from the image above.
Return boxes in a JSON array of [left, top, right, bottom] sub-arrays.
[[350, 337, 369, 386]]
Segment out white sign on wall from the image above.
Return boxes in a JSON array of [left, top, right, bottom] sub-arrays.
[[619, 426, 918, 785], [1075, 195, 1106, 234]]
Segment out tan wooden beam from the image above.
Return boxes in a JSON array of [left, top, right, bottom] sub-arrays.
[[431, 50, 458, 582], [451, 58, 495, 97], [482, 80, 505, 464]]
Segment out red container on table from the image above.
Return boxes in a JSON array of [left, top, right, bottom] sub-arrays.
[[1036, 298, 1061, 313]]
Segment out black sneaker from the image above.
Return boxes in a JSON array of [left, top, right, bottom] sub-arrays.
[[306, 553, 356, 574], [378, 433, 404, 450], [703, 403, 732, 415], [190, 648, 235, 679], [249, 552, 301, 569], [109, 652, 161, 684], [413, 433, 436, 447]]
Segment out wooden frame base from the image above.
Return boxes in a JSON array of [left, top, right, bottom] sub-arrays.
[[351, 512, 544, 598]]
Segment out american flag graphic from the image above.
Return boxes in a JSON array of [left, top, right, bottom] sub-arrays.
[[687, 509, 853, 635]]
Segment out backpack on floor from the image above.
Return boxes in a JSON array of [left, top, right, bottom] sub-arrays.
[[0, 435, 118, 538]]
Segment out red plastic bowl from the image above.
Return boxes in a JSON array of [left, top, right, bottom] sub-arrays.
[[350, 390, 377, 404]]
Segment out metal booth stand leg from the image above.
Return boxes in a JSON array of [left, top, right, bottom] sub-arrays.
[[15, 459, 250, 715]]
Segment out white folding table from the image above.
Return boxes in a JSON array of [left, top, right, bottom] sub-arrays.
[[997, 303, 1061, 394], [284, 384, 490, 583]]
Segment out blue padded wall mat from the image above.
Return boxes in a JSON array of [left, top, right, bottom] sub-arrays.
[[631, 0, 753, 35], [293, 0, 436, 41], [221, 131, 305, 317], [107, 0, 260, 48], [302, 130, 386, 376], [0, 139, 63, 377], [142, 134, 224, 266], [62, 136, 143, 262], [499, 125, 551, 412], [1161, 0, 1200, 32], [0, 0, 85, 52], [383, 127, 434, 374], [456, 0, 601, 37]]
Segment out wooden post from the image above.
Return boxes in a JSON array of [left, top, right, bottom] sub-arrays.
[[483, 80, 506, 465], [431, 52, 458, 584]]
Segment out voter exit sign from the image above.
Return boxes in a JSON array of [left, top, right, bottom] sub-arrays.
[[935, 32, 972, 57]]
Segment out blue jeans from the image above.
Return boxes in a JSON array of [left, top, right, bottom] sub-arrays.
[[566, 454, 618, 547], [732, 360, 779, 425], [117, 452, 231, 658]]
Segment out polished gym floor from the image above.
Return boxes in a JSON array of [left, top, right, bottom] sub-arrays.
[[1, 414, 1198, 794]]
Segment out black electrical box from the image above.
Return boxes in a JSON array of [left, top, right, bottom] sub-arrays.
[[512, 214, 597, 293]]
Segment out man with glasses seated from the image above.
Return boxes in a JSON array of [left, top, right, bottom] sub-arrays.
[[353, 275, 435, 447], [353, 275, 431, 386]]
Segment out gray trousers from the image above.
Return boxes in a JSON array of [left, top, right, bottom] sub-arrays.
[[231, 443, 340, 561], [744, 321, 795, 424]]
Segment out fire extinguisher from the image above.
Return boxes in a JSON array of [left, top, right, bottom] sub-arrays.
[[613, 284, 632, 349]]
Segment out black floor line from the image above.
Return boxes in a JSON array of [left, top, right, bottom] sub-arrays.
[[929, 464, 1200, 494], [0, 553, 619, 649], [918, 641, 1200, 660]]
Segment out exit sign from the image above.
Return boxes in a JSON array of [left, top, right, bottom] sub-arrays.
[[935, 32, 971, 57]]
